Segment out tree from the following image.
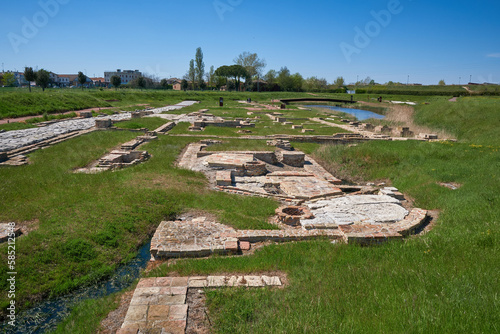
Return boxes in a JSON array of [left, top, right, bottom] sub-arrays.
[[2, 72, 16, 87], [264, 69, 277, 85], [333, 76, 345, 87], [195, 47, 205, 89], [160, 79, 170, 89], [78, 71, 87, 90], [278, 67, 294, 91], [234, 52, 266, 78], [290, 73, 304, 92], [303, 76, 328, 91], [235, 52, 266, 92], [137, 76, 146, 90], [438, 79, 446, 86], [205, 65, 215, 88], [35, 69, 50, 91], [228, 65, 248, 91], [188, 59, 196, 90], [24, 67, 35, 92], [181, 79, 188, 91], [111, 75, 121, 89], [214, 65, 230, 90]]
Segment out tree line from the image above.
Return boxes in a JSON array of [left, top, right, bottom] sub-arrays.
[[180, 48, 351, 92]]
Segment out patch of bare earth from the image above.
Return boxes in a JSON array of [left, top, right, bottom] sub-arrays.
[[360, 102, 453, 139], [186, 289, 211, 334], [97, 290, 134, 334]]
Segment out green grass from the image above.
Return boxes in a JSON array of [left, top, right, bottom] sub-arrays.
[[414, 96, 500, 145], [169, 118, 349, 137], [1, 92, 498, 332], [146, 139, 499, 333], [113, 116, 168, 130], [0, 122, 36, 131], [52, 291, 122, 334], [145, 96, 500, 333], [0, 132, 278, 317]]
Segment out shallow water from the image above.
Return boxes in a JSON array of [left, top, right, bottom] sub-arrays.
[[1, 241, 151, 333], [306, 105, 385, 121]]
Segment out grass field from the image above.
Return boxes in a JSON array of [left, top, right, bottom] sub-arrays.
[[0, 90, 498, 332]]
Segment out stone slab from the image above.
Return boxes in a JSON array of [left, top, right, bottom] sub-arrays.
[[205, 153, 254, 169], [302, 195, 408, 228]]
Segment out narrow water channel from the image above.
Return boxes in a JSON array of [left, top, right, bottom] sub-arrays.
[[1, 241, 151, 333], [306, 105, 385, 121]]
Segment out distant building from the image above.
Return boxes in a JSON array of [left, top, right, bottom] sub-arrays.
[[172, 80, 182, 91], [90, 77, 108, 87], [104, 69, 142, 84], [57, 74, 77, 87]]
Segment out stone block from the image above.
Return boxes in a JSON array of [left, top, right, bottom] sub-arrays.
[[302, 129, 315, 133], [419, 133, 438, 140], [262, 276, 282, 286], [116, 327, 139, 334], [171, 277, 188, 287], [95, 118, 112, 128], [148, 305, 170, 321], [154, 277, 172, 287], [157, 294, 186, 305], [168, 304, 188, 321], [137, 277, 156, 288], [207, 276, 226, 287], [188, 278, 207, 288], [124, 305, 148, 322], [156, 320, 186, 334], [276, 151, 305, 167], [239, 241, 251, 251], [216, 170, 233, 186], [292, 125, 303, 129], [244, 276, 265, 287], [77, 111, 92, 118], [225, 241, 239, 251], [226, 276, 247, 287]]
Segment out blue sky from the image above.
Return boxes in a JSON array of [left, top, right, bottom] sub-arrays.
[[1, 0, 499, 85]]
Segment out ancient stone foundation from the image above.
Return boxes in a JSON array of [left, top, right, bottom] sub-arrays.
[[276, 151, 305, 167], [95, 118, 112, 129]]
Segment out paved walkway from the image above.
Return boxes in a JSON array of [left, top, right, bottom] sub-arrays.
[[0, 101, 198, 153], [118, 275, 282, 334]]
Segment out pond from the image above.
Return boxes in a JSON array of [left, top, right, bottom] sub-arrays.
[[1, 241, 151, 333], [306, 105, 385, 121]]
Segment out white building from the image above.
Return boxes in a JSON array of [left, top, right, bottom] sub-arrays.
[[104, 69, 142, 84]]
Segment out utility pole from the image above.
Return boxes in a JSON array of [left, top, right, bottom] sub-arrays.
[[470, 75, 472, 84], [459, 77, 461, 85], [407, 75, 409, 85]]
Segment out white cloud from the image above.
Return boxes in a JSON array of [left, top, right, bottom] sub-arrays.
[[486, 53, 500, 58]]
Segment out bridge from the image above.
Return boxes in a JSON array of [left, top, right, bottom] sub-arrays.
[[279, 97, 356, 105]]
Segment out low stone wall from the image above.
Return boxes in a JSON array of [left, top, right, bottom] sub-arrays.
[[95, 118, 112, 129], [276, 151, 305, 167]]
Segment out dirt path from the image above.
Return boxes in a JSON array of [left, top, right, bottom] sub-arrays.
[[0, 104, 149, 125]]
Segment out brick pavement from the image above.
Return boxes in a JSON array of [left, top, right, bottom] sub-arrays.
[[118, 275, 282, 333]]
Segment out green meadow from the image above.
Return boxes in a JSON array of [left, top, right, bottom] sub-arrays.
[[0, 90, 498, 333]]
